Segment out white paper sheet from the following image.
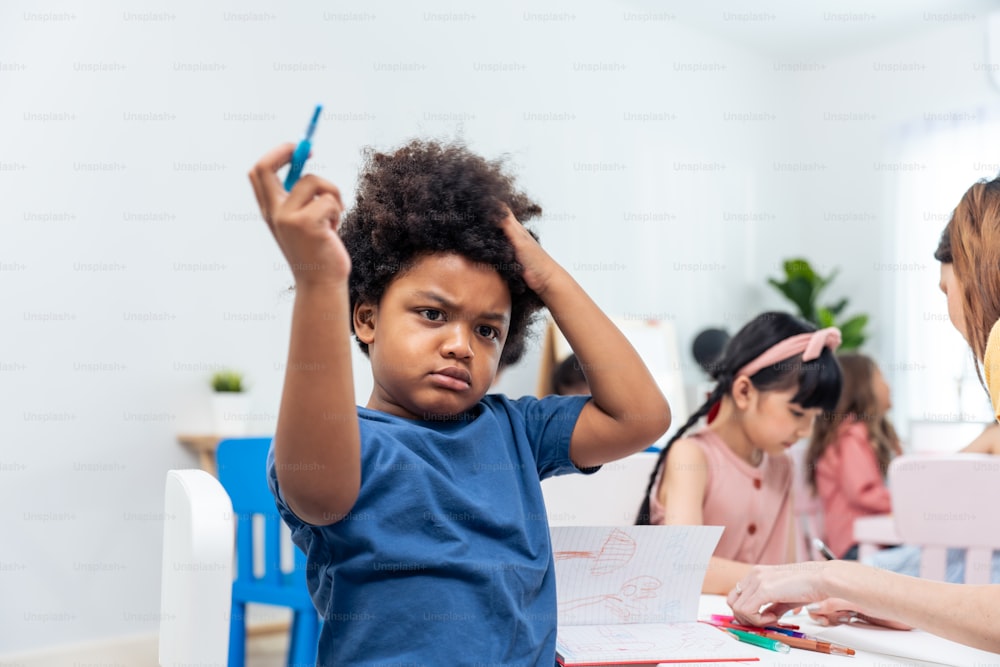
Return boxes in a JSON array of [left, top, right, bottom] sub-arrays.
[[550, 526, 724, 626], [550, 526, 761, 665], [555, 622, 752, 665]]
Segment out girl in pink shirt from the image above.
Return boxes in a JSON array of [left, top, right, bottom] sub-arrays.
[[806, 353, 901, 559], [636, 312, 843, 594]]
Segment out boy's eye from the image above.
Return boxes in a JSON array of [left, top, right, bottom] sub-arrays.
[[419, 309, 444, 321], [476, 325, 499, 340], [790, 408, 805, 418]]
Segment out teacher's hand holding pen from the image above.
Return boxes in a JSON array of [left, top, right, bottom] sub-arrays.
[[727, 562, 910, 630]]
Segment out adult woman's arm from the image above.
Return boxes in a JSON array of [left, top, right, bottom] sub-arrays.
[[729, 560, 1000, 653]]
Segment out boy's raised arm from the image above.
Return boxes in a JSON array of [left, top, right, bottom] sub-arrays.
[[499, 214, 671, 467], [249, 145, 361, 525]]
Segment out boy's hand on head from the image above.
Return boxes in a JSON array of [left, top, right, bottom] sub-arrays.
[[249, 144, 351, 287], [498, 209, 560, 296]]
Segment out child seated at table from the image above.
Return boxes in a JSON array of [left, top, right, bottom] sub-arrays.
[[248, 138, 671, 665], [805, 353, 901, 560]]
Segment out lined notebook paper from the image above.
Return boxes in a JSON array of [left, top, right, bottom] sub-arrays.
[[551, 526, 758, 665]]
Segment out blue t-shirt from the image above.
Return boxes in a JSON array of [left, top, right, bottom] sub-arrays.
[[267, 393, 591, 666]]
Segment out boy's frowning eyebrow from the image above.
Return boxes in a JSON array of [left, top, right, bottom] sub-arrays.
[[410, 290, 509, 325]]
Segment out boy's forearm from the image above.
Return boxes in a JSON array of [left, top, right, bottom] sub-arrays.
[[274, 281, 361, 524], [540, 269, 671, 443]]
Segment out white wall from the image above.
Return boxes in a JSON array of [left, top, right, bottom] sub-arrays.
[[1, 0, 997, 655], [772, 19, 1000, 428]]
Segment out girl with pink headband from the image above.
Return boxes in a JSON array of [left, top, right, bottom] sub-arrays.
[[636, 312, 843, 594]]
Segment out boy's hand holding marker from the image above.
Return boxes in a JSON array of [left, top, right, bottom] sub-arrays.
[[284, 104, 322, 192], [248, 112, 350, 289]]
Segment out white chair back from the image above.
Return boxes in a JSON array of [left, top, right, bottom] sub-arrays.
[[542, 452, 659, 526], [159, 469, 235, 667]]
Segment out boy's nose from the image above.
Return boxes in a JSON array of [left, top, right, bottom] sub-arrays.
[[441, 325, 474, 359]]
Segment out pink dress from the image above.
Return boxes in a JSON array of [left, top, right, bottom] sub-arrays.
[[815, 420, 892, 558], [649, 429, 792, 564]]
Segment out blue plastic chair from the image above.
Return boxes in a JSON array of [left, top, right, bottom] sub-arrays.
[[217, 437, 320, 667]]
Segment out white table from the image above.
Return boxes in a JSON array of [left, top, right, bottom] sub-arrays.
[[690, 595, 979, 667]]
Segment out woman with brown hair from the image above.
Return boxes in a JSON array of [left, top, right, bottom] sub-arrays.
[[805, 353, 901, 559], [945, 177, 1000, 411]]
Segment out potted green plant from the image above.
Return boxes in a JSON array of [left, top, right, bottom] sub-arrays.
[[767, 258, 868, 350], [210, 369, 250, 436]]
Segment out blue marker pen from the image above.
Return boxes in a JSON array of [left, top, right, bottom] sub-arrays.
[[284, 104, 323, 191]]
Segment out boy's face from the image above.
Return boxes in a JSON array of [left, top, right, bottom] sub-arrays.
[[355, 252, 511, 420]]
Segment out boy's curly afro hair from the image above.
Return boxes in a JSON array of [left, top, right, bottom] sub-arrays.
[[339, 139, 545, 367]]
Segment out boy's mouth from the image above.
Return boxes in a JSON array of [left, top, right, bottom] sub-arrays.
[[429, 366, 472, 391]]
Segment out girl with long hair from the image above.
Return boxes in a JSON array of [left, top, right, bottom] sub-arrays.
[[636, 311, 843, 594]]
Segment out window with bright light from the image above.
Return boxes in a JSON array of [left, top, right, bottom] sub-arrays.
[[890, 110, 1000, 446]]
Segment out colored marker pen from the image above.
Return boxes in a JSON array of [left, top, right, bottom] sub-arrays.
[[284, 104, 323, 191], [759, 631, 856, 656], [710, 613, 798, 630], [707, 618, 810, 639], [813, 537, 837, 561], [764, 625, 809, 638], [725, 628, 791, 653]]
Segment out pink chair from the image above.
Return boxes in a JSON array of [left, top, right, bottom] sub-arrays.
[[887, 453, 1000, 584], [853, 514, 901, 562]]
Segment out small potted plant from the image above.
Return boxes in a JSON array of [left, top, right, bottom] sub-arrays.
[[767, 258, 868, 350], [210, 369, 250, 436]]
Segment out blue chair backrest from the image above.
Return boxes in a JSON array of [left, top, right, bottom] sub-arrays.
[[216, 437, 309, 595]]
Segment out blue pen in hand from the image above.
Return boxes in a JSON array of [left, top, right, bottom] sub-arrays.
[[284, 104, 323, 191]]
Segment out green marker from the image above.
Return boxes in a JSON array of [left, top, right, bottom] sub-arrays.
[[726, 628, 792, 654]]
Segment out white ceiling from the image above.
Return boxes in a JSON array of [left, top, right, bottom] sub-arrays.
[[625, 0, 1000, 59]]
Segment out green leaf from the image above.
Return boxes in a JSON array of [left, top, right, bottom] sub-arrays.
[[769, 276, 816, 322], [813, 267, 838, 300], [816, 307, 836, 328], [825, 298, 848, 318], [783, 258, 816, 282], [838, 314, 869, 351]]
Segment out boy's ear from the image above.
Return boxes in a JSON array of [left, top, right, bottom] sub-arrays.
[[731, 375, 754, 410], [353, 302, 377, 345]]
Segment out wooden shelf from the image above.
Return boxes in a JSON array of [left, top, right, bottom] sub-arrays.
[[176, 434, 222, 476]]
